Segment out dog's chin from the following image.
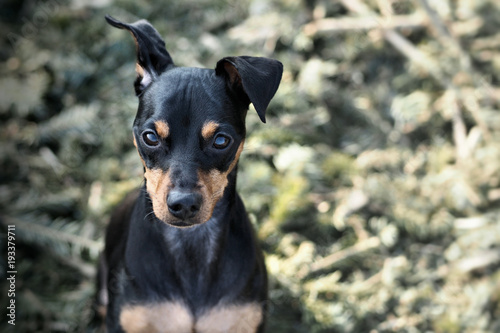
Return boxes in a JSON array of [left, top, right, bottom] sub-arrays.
[[159, 216, 210, 228], [153, 210, 214, 228], [166, 220, 199, 228]]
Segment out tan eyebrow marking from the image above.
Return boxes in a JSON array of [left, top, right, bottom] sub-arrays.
[[201, 121, 219, 140], [154, 120, 170, 139]]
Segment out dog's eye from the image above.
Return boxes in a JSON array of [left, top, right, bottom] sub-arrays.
[[143, 131, 160, 147], [213, 134, 231, 149]]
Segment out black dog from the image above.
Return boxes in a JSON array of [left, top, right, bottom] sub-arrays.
[[97, 15, 282, 333]]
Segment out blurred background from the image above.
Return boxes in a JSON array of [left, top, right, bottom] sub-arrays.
[[1, 0, 500, 332]]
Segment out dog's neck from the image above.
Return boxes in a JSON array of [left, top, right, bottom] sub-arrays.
[[160, 196, 231, 268]]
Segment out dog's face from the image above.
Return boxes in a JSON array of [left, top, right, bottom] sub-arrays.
[[133, 68, 247, 227], [106, 16, 282, 227]]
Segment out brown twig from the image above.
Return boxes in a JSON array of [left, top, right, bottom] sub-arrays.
[[301, 237, 381, 278], [303, 14, 426, 36]]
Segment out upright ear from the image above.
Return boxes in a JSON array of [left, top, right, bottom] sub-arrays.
[[215, 56, 283, 123], [105, 15, 174, 95]]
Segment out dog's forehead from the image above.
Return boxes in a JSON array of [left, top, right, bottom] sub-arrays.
[[144, 67, 228, 121]]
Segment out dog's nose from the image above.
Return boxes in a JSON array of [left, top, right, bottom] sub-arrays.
[[167, 191, 202, 220]]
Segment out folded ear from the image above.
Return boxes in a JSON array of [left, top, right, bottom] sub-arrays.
[[105, 15, 174, 95], [215, 56, 283, 123]]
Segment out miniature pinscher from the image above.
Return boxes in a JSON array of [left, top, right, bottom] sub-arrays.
[[96, 15, 282, 333]]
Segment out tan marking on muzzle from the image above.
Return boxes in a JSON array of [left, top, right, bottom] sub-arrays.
[[197, 141, 244, 222], [154, 120, 170, 139], [201, 121, 219, 140], [144, 168, 172, 222], [120, 301, 193, 333]]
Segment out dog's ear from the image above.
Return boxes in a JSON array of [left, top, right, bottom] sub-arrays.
[[215, 56, 283, 123], [105, 15, 174, 95]]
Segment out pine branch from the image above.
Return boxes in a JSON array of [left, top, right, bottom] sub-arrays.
[[1, 215, 103, 255]]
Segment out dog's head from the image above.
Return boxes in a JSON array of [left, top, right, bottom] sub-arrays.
[[106, 15, 282, 227]]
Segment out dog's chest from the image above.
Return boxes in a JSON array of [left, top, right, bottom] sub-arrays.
[[119, 301, 263, 333]]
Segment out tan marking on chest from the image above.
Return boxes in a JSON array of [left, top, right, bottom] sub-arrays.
[[195, 303, 263, 333], [120, 301, 194, 333], [154, 120, 170, 139]]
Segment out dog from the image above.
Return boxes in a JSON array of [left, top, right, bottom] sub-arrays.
[[97, 15, 283, 333]]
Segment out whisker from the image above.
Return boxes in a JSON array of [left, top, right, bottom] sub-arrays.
[[144, 210, 155, 221]]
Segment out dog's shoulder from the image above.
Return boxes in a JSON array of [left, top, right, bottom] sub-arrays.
[[104, 189, 140, 264]]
